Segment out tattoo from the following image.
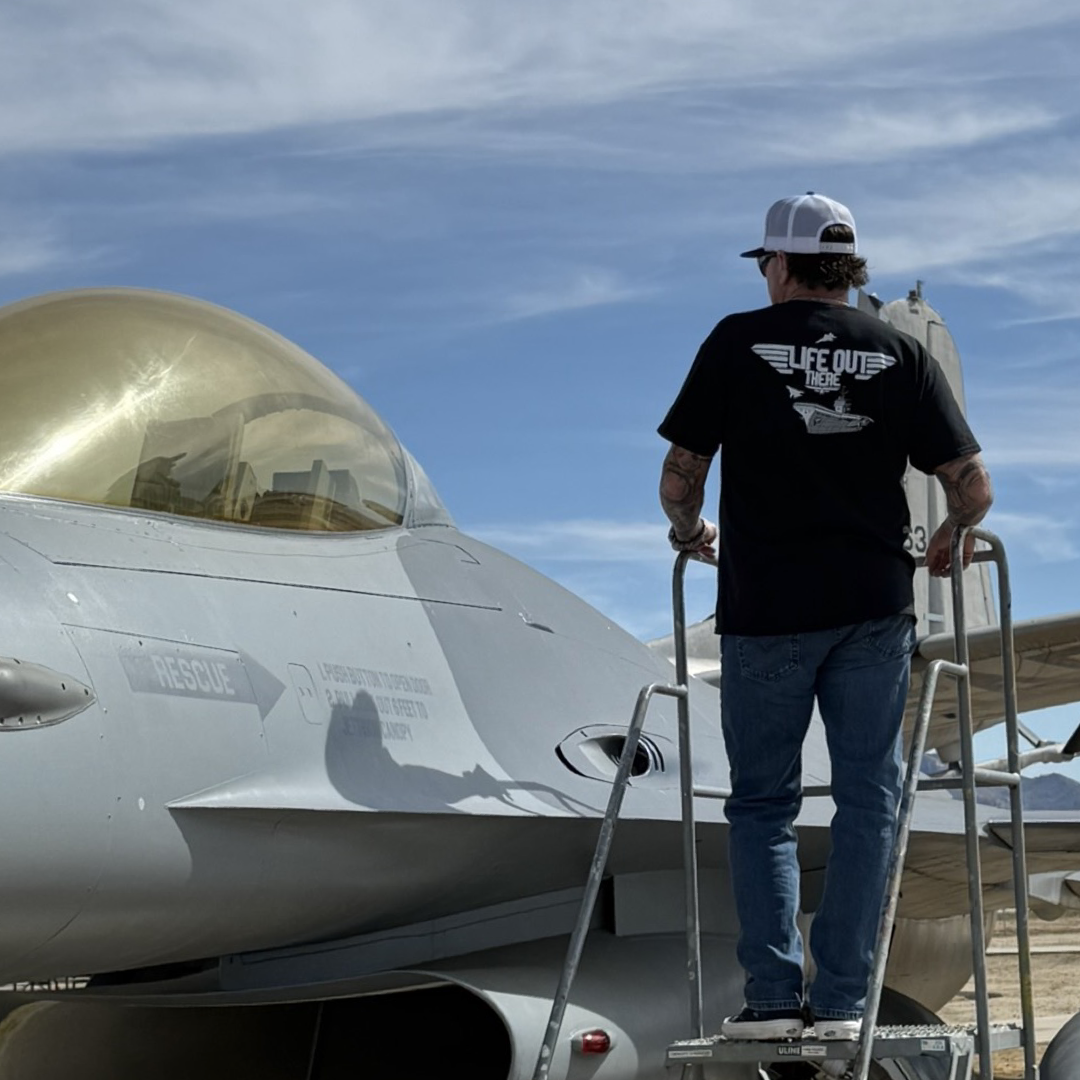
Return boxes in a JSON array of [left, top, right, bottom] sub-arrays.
[[660, 445, 713, 539], [935, 453, 993, 528]]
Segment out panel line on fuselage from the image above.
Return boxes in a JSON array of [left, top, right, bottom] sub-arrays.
[[45, 560, 504, 610]]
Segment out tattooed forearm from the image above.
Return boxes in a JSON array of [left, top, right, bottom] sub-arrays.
[[660, 444, 713, 539], [935, 452, 993, 528]]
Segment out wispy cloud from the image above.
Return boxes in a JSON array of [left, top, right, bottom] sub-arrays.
[[1026, 473, 1080, 494], [981, 431, 1080, 469], [0, 226, 84, 278], [764, 100, 1060, 167], [498, 269, 652, 321], [307, 87, 1063, 180], [470, 518, 670, 563], [989, 511, 1079, 563], [974, 271, 1080, 326], [167, 186, 343, 223], [973, 386, 1080, 467], [0, 1, 1074, 155], [868, 160, 1080, 278]]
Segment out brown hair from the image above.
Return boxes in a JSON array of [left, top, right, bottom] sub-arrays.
[[784, 225, 869, 290]]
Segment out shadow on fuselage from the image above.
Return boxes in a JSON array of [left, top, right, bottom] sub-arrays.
[[324, 689, 600, 817]]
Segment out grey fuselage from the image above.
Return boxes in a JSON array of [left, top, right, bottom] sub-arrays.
[[0, 493, 743, 983]]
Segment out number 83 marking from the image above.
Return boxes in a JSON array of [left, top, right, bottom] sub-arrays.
[[904, 525, 928, 553]]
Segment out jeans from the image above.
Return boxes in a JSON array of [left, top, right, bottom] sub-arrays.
[[720, 613, 916, 1020]]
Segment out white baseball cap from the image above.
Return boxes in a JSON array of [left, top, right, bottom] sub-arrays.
[[740, 192, 858, 258]]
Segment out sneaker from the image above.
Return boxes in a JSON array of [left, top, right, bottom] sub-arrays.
[[812, 1016, 863, 1040], [721, 1006, 805, 1040]]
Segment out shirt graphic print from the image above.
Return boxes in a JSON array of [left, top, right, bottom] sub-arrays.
[[751, 339, 897, 434]]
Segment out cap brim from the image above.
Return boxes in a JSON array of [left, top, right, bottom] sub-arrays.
[[739, 247, 767, 258]]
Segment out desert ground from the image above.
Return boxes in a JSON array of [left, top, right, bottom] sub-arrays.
[[938, 908, 1080, 1078]]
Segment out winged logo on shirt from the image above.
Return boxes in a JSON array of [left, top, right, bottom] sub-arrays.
[[853, 352, 897, 380], [751, 343, 797, 375], [751, 342, 898, 435]]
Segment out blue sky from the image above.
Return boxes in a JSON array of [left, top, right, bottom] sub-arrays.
[[1, 1, 1078, 774]]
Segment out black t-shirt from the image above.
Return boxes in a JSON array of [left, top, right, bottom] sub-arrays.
[[658, 300, 980, 635]]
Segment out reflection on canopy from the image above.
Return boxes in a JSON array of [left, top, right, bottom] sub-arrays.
[[0, 289, 413, 532]]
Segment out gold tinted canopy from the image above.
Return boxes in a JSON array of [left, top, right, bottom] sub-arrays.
[[0, 289, 410, 532]]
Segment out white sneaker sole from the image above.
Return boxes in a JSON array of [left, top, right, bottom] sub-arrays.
[[720, 1017, 805, 1040], [813, 1019, 863, 1040]]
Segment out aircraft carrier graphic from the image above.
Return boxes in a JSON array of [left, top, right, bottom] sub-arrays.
[[793, 387, 872, 434]]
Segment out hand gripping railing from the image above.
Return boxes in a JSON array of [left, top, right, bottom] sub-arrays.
[[531, 550, 715, 1080]]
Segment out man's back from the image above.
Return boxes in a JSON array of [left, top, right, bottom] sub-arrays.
[[660, 298, 978, 633]]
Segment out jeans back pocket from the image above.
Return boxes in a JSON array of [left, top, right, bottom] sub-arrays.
[[863, 614, 917, 660], [735, 634, 800, 682]]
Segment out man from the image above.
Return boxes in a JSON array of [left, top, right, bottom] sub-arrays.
[[657, 193, 993, 1041]]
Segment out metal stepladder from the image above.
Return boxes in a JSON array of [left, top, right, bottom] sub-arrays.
[[532, 527, 1037, 1080]]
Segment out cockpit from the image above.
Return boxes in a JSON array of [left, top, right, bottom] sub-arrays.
[[0, 289, 450, 532]]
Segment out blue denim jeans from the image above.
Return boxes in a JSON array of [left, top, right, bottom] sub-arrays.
[[720, 614, 915, 1020]]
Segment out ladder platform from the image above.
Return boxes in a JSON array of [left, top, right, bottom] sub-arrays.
[[666, 1023, 1024, 1066]]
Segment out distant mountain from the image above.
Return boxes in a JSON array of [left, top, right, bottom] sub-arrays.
[[973, 772, 1080, 811], [920, 753, 1080, 811]]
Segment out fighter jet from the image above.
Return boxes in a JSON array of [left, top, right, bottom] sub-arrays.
[[0, 287, 1077, 1080]]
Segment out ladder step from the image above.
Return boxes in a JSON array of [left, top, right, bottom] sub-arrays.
[[666, 1023, 1024, 1065]]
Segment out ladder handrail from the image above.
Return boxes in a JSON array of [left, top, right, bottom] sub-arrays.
[[530, 550, 716, 1080], [949, 526, 995, 1080], [851, 654, 967, 1080], [672, 550, 708, 1042], [852, 526, 1035, 1080], [530, 678, 688, 1080], [965, 527, 1037, 1080]]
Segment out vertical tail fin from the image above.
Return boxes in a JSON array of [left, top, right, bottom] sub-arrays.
[[857, 285, 996, 639]]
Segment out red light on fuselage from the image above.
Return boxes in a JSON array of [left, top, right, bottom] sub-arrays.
[[572, 1029, 612, 1055]]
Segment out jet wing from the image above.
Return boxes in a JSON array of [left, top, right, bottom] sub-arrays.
[[910, 611, 1080, 754], [652, 610, 1080, 757], [900, 815, 1080, 919]]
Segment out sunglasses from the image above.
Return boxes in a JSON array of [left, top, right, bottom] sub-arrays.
[[756, 252, 777, 276]]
